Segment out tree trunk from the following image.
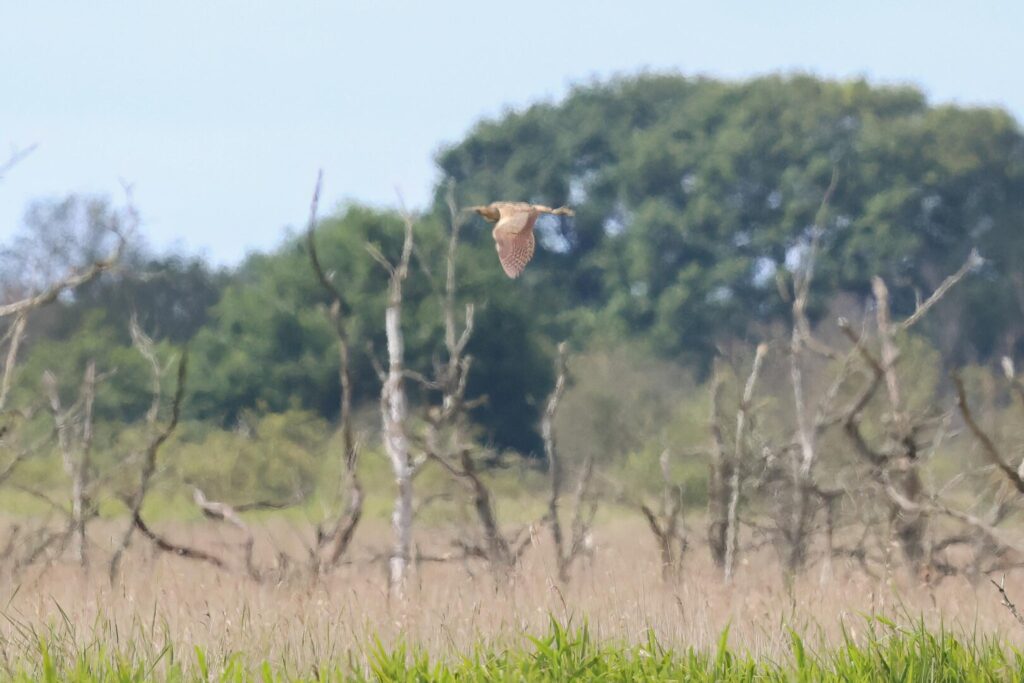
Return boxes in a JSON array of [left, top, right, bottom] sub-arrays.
[[459, 449, 511, 567], [383, 304, 412, 595], [374, 212, 415, 597], [787, 324, 814, 575], [707, 365, 728, 567], [71, 361, 96, 568]]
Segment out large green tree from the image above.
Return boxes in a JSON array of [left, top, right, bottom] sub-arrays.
[[438, 74, 1024, 366]]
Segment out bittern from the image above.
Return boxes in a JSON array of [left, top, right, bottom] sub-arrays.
[[467, 202, 574, 278]]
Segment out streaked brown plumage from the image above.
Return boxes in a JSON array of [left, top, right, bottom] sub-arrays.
[[467, 202, 574, 278]]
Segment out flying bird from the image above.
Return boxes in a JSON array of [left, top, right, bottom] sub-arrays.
[[467, 202, 574, 278]]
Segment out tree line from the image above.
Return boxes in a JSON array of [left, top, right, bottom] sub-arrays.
[[4, 73, 1023, 456], [3, 73, 1024, 594]]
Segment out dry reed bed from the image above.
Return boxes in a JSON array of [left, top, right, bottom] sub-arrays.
[[1, 518, 1020, 671]]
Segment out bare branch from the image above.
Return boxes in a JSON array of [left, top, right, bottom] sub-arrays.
[[305, 170, 346, 310], [365, 243, 395, 276], [0, 314, 26, 411], [900, 248, 981, 331], [0, 429, 55, 487], [130, 317, 162, 425], [872, 277, 903, 422], [192, 487, 250, 532], [12, 485, 71, 518], [724, 342, 768, 583], [0, 144, 38, 182], [953, 372, 1024, 494], [132, 512, 225, 569], [0, 230, 126, 319], [791, 167, 841, 360], [109, 349, 188, 582]]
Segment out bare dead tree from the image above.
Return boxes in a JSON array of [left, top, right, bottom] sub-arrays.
[[0, 182, 130, 529], [108, 323, 188, 582], [305, 171, 364, 571], [0, 184, 129, 569], [640, 449, 688, 581], [783, 169, 840, 574], [835, 249, 981, 575], [421, 189, 521, 570], [542, 342, 598, 582], [723, 342, 768, 583], [41, 361, 100, 568], [366, 201, 415, 596], [0, 188, 127, 487], [869, 276, 938, 568]]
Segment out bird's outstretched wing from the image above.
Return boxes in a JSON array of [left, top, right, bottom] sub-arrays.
[[494, 224, 535, 278], [493, 208, 536, 278]]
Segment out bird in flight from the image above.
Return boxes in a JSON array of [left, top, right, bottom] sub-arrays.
[[467, 202, 574, 278]]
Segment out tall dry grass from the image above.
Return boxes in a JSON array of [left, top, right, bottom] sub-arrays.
[[1, 516, 1020, 673]]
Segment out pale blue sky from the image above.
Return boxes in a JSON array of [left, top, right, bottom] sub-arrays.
[[2, 1, 1022, 264]]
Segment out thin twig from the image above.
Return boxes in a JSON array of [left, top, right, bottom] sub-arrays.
[[990, 574, 1024, 628]]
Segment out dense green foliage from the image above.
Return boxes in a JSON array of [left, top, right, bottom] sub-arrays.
[[7, 73, 1024, 453], [7, 619, 1024, 681], [440, 74, 1024, 366]]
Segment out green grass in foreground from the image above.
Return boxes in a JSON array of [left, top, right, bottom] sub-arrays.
[[8, 618, 1024, 682]]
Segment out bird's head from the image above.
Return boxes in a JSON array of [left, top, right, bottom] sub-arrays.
[[466, 205, 500, 222]]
